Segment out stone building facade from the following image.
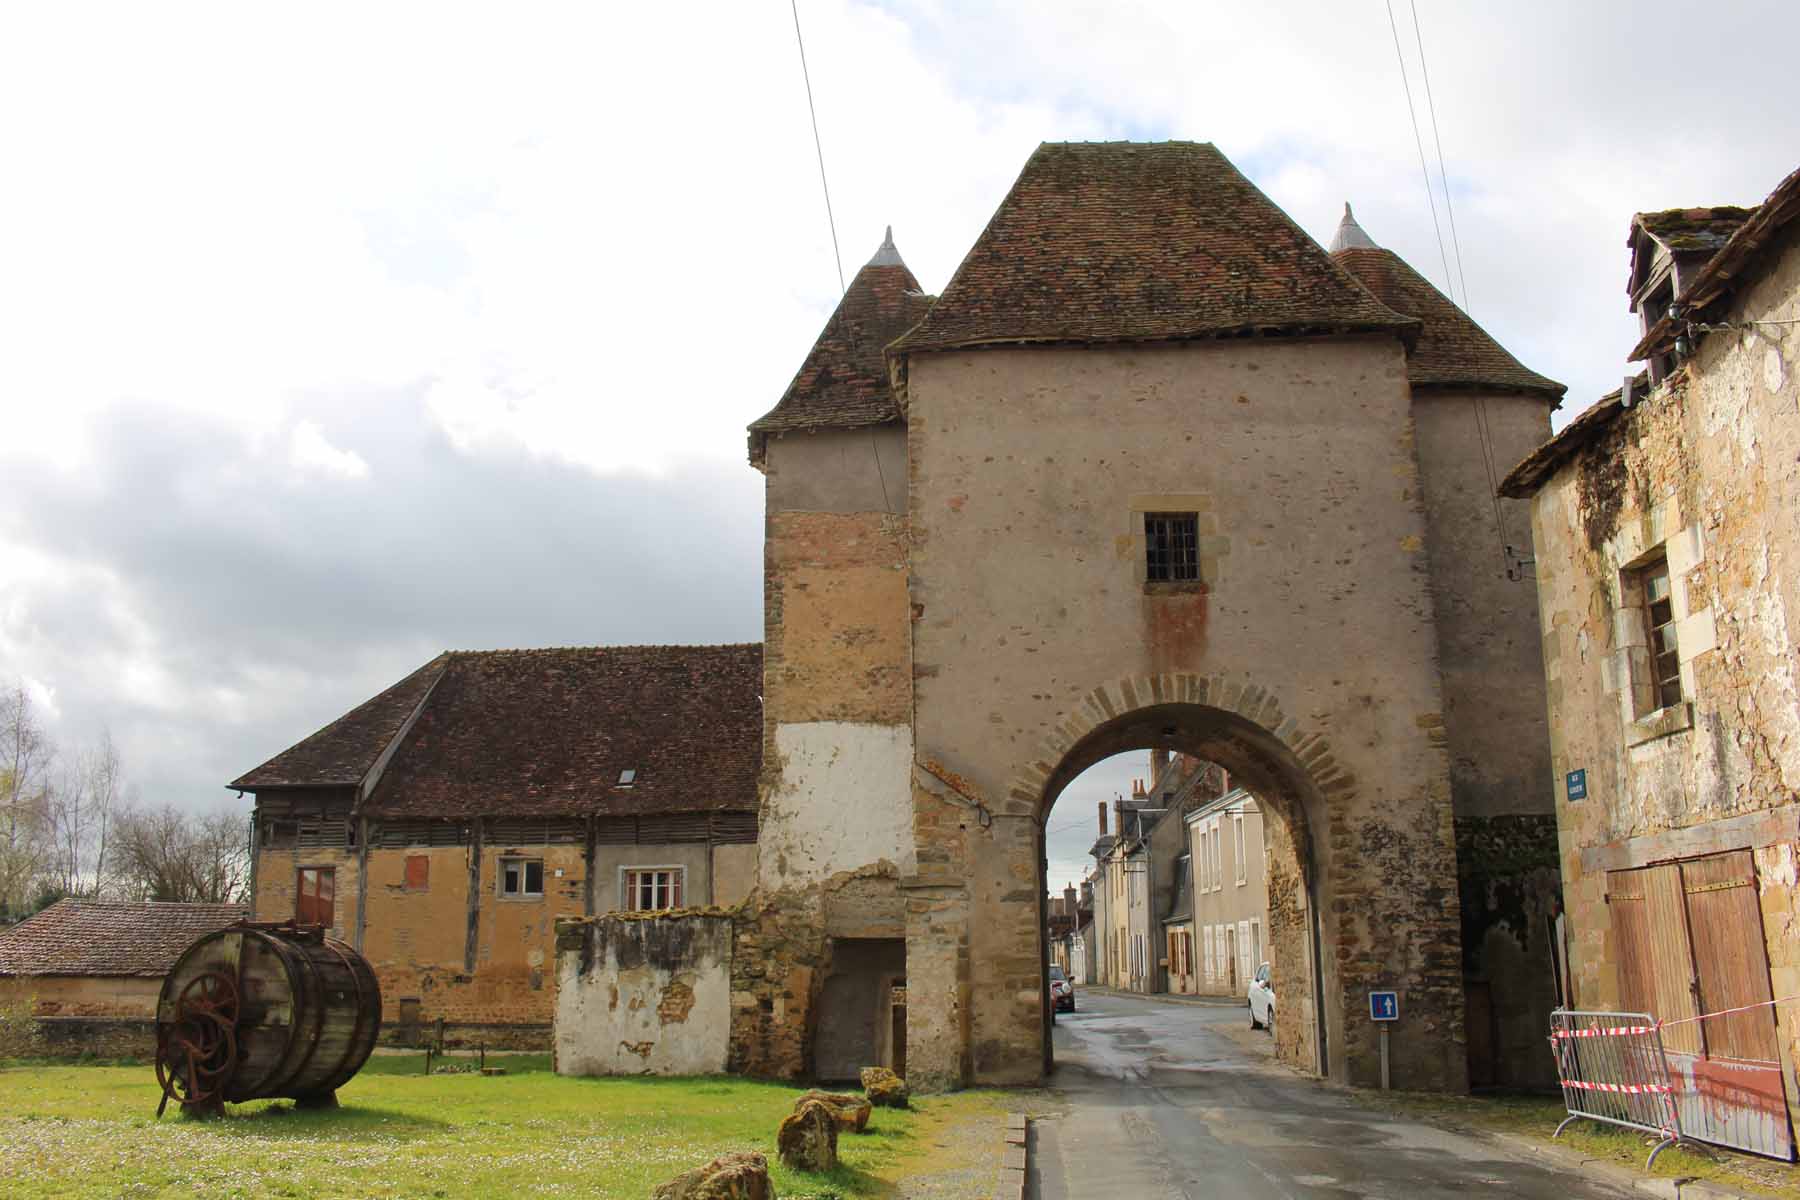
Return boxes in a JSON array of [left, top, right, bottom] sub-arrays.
[[747, 142, 1566, 1091], [1501, 165, 1800, 1145], [234, 644, 761, 1048]]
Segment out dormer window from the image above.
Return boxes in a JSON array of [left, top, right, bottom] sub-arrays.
[[617, 768, 637, 787], [1641, 277, 1676, 382]]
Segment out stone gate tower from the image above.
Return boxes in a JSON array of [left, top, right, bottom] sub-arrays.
[[745, 143, 1564, 1092]]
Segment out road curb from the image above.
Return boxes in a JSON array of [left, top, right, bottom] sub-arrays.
[[1479, 1127, 1759, 1199], [999, 1111, 1028, 1200]]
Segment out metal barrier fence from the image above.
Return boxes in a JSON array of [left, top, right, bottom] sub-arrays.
[[1549, 1009, 1683, 1167]]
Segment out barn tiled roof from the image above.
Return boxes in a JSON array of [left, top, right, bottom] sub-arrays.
[[889, 142, 1418, 356], [0, 899, 247, 978], [230, 654, 448, 790], [364, 644, 763, 819], [749, 230, 933, 464], [1333, 244, 1565, 399]]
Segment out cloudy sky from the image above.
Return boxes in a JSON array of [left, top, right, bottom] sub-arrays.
[[3, 2, 1795, 887]]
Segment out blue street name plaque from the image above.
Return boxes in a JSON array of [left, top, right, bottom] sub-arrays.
[[1566, 769, 1588, 801]]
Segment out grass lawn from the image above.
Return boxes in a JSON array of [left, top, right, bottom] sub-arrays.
[[1364, 1089, 1800, 1199], [0, 1055, 1012, 1199]]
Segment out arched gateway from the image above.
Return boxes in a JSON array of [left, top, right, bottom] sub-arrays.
[[740, 143, 1566, 1093]]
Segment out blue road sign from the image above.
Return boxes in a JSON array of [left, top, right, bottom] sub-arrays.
[[1369, 991, 1399, 1022], [1566, 769, 1587, 801]]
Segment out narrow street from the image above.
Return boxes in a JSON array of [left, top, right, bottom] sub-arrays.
[[1031, 989, 1635, 1200]]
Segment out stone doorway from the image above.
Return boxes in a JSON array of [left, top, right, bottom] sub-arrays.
[[812, 937, 906, 1083]]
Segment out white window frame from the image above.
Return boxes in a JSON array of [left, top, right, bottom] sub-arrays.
[[1209, 820, 1222, 892], [619, 864, 686, 912], [1203, 925, 1215, 984], [498, 856, 544, 899], [1234, 814, 1247, 885], [1249, 919, 1262, 971]]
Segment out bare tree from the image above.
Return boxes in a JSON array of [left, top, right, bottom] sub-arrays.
[[112, 804, 250, 904], [82, 731, 123, 895], [0, 683, 53, 918]]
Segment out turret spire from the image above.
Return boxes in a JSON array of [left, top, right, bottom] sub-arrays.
[[867, 225, 905, 267], [1328, 203, 1378, 252]]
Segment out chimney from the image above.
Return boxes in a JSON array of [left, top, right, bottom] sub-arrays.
[[1132, 777, 1148, 800], [1098, 802, 1108, 836], [1064, 883, 1077, 913], [1151, 747, 1171, 782]]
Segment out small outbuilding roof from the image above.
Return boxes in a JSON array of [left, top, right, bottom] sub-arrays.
[[889, 141, 1418, 357], [0, 899, 247, 978], [233, 644, 764, 821]]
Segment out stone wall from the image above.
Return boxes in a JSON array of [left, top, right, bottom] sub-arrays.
[[749, 425, 917, 1080], [1524, 224, 1800, 1120], [1413, 390, 1562, 1087], [904, 338, 1468, 1091], [553, 912, 734, 1076]]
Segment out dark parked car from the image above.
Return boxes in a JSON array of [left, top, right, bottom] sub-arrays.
[[1050, 963, 1075, 1012]]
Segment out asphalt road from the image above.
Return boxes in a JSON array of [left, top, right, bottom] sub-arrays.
[[1031, 989, 1635, 1200]]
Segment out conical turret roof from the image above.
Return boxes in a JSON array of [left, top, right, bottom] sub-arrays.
[[1331, 216, 1564, 400], [1328, 203, 1378, 252], [749, 229, 933, 464]]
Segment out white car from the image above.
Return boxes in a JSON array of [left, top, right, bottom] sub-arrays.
[[1248, 962, 1274, 1032]]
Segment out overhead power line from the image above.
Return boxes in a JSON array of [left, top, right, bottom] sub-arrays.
[[789, 0, 845, 296], [1385, 1, 1514, 572]]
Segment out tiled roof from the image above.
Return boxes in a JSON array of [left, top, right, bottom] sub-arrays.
[[889, 142, 1417, 356], [1632, 165, 1800, 362], [1632, 206, 1756, 256], [1333, 247, 1565, 399], [748, 234, 934, 462], [0, 899, 246, 978], [1497, 376, 1644, 498], [231, 654, 448, 790], [364, 644, 762, 819]]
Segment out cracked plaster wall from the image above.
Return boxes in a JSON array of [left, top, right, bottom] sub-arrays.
[[1526, 223, 1800, 1119], [553, 914, 733, 1076]]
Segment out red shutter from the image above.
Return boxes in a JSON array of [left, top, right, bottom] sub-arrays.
[[671, 871, 683, 909], [404, 855, 429, 891], [297, 867, 336, 926]]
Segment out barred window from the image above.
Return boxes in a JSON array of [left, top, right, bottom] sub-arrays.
[[1145, 512, 1199, 582]]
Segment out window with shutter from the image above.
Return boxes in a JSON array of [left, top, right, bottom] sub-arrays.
[[297, 867, 335, 926], [404, 854, 429, 891]]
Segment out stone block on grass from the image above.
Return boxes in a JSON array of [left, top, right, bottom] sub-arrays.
[[776, 1097, 839, 1171], [798, 1088, 872, 1133], [651, 1151, 772, 1200], [859, 1066, 910, 1108]]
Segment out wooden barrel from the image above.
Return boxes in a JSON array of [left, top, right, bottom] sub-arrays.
[[155, 921, 381, 1112]]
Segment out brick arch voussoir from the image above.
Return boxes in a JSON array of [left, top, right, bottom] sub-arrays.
[[1006, 672, 1351, 831]]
